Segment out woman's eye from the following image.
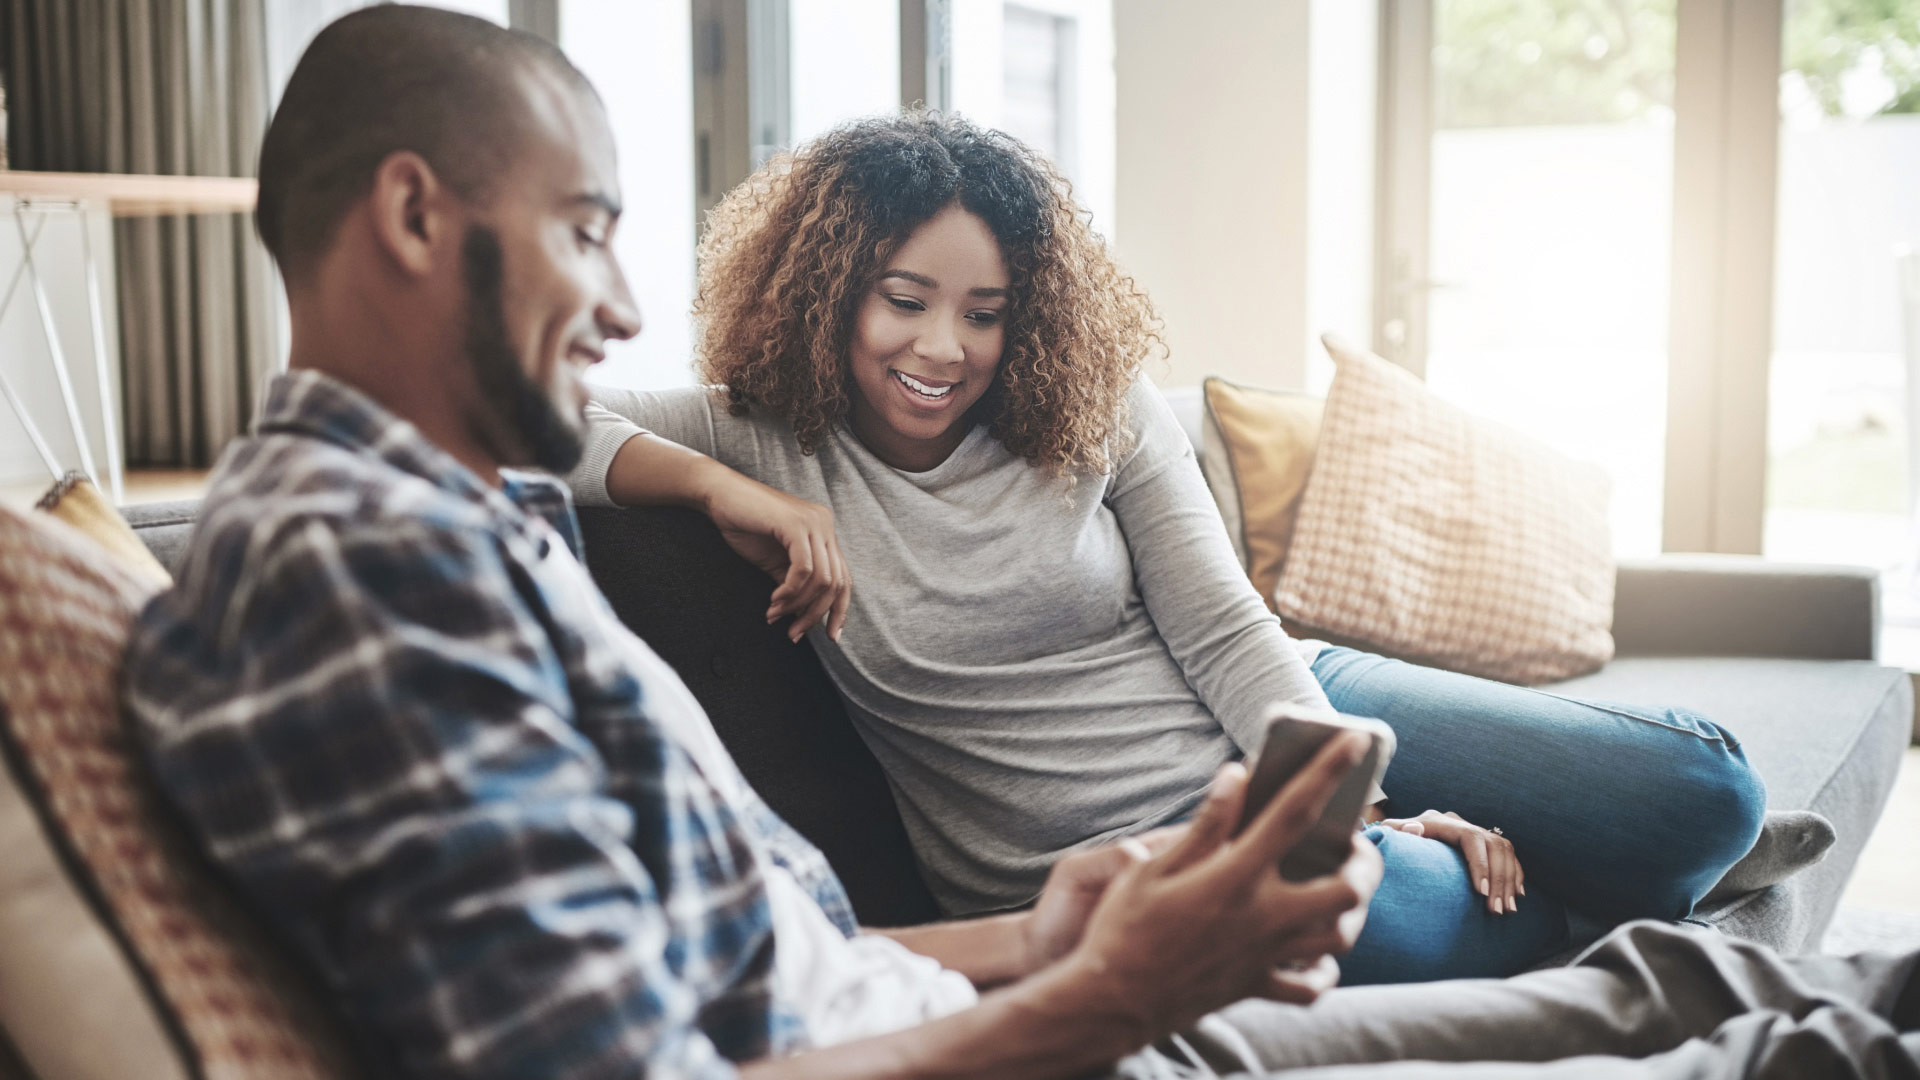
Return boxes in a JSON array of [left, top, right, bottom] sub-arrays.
[[576, 228, 608, 249], [967, 311, 1002, 327], [886, 295, 925, 312]]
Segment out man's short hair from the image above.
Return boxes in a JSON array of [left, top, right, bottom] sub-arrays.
[[256, 4, 592, 282]]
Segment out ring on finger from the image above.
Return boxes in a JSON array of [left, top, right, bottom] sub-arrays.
[[1489, 826, 1504, 837]]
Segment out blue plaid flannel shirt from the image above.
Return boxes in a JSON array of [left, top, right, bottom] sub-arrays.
[[125, 369, 857, 1080]]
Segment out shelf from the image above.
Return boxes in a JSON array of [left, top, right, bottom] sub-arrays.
[[0, 170, 256, 217]]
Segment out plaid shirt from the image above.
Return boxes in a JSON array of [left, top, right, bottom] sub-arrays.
[[126, 369, 857, 1080]]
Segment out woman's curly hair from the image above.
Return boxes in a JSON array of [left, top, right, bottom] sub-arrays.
[[695, 111, 1162, 476]]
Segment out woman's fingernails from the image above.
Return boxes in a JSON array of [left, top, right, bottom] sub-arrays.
[[1507, 897, 1517, 913], [1479, 877, 1490, 896], [1518, 883, 1526, 896]]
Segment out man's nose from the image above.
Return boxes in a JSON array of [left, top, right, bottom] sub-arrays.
[[597, 263, 643, 342]]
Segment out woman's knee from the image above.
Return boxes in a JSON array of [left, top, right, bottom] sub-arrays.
[[1629, 718, 1768, 913]]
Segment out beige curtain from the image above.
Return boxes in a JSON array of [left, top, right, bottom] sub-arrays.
[[2, 0, 280, 468]]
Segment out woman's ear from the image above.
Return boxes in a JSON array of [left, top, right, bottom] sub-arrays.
[[365, 150, 457, 278]]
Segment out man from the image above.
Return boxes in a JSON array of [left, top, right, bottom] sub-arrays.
[[125, 7, 1919, 1079]]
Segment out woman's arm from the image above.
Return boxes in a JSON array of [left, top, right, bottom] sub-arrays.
[[1106, 382, 1333, 757], [572, 390, 852, 642]]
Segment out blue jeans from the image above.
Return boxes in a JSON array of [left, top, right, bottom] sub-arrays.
[[1310, 647, 1766, 986]]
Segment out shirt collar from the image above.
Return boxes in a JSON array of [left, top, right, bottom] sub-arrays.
[[254, 368, 582, 554]]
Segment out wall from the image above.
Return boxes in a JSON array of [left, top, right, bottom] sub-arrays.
[[1113, 0, 1310, 390], [1113, 0, 1376, 392]]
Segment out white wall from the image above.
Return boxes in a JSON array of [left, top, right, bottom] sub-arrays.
[[1114, 0, 1311, 389], [1113, 0, 1375, 392], [562, 0, 698, 390]]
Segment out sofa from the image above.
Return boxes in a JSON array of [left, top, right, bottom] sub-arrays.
[[121, 416, 1911, 955]]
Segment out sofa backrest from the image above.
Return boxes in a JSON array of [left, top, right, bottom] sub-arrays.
[[575, 505, 940, 925], [125, 500, 941, 929]]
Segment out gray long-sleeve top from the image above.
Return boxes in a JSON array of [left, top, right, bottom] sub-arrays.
[[572, 380, 1341, 914]]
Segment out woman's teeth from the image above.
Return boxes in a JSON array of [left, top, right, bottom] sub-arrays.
[[893, 370, 953, 399]]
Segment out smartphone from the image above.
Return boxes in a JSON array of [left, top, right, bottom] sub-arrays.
[[1235, 705, 1395, 882]]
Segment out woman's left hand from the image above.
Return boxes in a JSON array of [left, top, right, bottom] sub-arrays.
[[1378, 809, 1524, 915]]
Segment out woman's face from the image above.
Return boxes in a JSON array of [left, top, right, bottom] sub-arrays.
[[846, 204, 1010, 471]]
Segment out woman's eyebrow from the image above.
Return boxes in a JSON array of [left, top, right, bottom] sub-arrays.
[[879, 270, 1009, 299], [879, 269, 938, 288]]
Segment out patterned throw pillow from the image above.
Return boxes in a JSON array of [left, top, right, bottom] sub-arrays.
[[1274, 336, 1615, 684], [0, 507, 357, 1080]]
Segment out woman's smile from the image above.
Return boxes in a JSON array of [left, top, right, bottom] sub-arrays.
[[890, 368, 959, 406]]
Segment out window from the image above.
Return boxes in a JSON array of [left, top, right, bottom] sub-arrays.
[[1001, 5, 1077, 176]]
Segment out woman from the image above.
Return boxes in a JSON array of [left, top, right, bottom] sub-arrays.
[[569, 112, 1765, 984]]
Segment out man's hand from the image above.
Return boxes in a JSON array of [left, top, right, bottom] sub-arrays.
[[1379, 809, 1522, 915], [1021, 827, 1185, 975], [1062, 735, 1385, 1042], [697, 465, 851, 643]]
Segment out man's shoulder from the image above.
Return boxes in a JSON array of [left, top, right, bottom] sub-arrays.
[[142, 431, 524, 659], [193, 430, 502, 566]]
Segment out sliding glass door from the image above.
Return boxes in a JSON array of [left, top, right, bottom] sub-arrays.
[[1385, 0, 1679, 556], [1381, 0, 1920, 579]]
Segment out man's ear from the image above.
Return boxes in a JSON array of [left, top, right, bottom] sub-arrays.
[[366, 150, 457, 278]]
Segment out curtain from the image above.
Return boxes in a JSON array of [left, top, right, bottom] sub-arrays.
[[1, 0, 280, 468]]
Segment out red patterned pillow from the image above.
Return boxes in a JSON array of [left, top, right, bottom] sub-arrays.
[[0, 507, 357, 1079], [1274, 337, 1615, 684]]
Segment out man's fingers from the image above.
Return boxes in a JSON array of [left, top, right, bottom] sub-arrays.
[[1056, 842, 1143, 895], [1132, 824, 1188, 857], [1258, 955, 1341, 1004], [1236, 732, 1368, 871], [1158, 762, 1248, 874]]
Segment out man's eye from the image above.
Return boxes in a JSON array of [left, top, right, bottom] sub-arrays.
[[886, 295, 925, 312]]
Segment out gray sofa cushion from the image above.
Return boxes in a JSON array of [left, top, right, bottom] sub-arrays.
[[119, 501, 198, 576], [1549, 657, 1911, 952]]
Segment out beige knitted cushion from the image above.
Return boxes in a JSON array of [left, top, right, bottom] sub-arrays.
[[1274, 336, 1615, 684], [0, 506, 357, 1079]]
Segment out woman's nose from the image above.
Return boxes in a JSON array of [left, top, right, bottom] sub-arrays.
[[914, 319, 964, 365]]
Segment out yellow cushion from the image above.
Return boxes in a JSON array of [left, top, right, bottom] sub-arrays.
[[34, 473, 170, 588], [1201, 378, 1323, 611]]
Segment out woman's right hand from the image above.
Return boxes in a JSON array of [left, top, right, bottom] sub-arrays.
[[698, 464, 851, 643]]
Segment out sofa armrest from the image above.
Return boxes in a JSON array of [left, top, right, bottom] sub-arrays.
[[1612, 554, 1879, 661]]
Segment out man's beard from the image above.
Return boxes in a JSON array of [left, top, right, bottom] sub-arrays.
[[462, 224, 585, 474]]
